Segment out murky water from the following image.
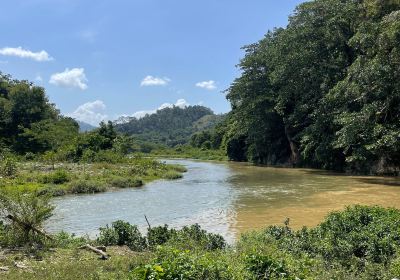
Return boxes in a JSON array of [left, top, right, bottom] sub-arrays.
[[46, 159, 400, 242]]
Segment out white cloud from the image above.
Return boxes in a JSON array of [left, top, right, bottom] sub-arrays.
[[0, 47, 53, 61], [119, 99, 190, 120], [68, 100, 108, 126], [49, 68, 88, 90], [195, 80, 216, 90], [140, 75, 170, 86], [175, 98, 190, 108]]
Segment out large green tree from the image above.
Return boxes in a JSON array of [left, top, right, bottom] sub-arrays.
[[0, 73, 79, 154], [224, 0, 400, 174]]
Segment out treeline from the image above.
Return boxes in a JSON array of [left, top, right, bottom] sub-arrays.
[[215, 0, 400, 174], [0, 73, 136, 162], [115, 106, 224, 147]]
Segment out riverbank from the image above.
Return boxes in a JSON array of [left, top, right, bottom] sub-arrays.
[[0, 158, 186, 197], [149, 146, 228, 161], [1, 206, 400, 279]]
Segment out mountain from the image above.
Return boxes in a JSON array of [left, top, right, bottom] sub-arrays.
[[114, 105, 224, 146], [76, 121, 96, 132]]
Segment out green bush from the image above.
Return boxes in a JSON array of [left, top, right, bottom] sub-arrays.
[[67, 180, 106, 194], [0, 192, 54, 247], [98, 220, 147, 251], [93, 150, 124, 163], [172, 224, 226, 251], [0, 156, 18, 177], [131, 247, 235, 280], [108, 177, 143, 188], [40, 169, 70, 184], [253, 205, 400, 277], [245, 253, 291, 279], [147, 225, 177, 248], [313, 205, 400, 266], [53, 231, 88, 248]]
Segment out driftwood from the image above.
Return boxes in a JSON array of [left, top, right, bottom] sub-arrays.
[[79, 244, 109, 260], [6, 214, 54, 241]]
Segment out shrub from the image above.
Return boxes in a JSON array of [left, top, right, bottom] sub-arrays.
[[172, 224, 226, 251], [163, 171, 183, 180], [131, 247, 235, 280], [0, 156, 18, 177], [54, 231, 88, 248], [313, 205, 400, 266], [147, 225, 177, 248], [67, 180, 106, 194], [93, 150, 124, 163], [0, 192, 54, 247], [98, 220, 147, 251], [256, 205, 400, 276], [24, 152, 36, 161], [245, 253, 290, 279], [108, 177, 143, 188], [40, 169, 70, 184]]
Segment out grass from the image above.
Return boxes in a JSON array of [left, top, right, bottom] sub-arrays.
[[0, 246, 152, 280], [149, 145, 228, 161], [0, 157, 186, 196]]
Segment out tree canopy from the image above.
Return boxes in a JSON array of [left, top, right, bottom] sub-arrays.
[[222, 0, 400, 174]]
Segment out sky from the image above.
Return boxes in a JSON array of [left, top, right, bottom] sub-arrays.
[[0, 0, 304, 126]]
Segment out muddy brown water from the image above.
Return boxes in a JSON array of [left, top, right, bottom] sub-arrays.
[[46, 159, 400, 242]]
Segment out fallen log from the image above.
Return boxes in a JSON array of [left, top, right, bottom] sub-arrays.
[[6, 214, 54, 241], [79, 244, 109, 260], [13, 261, 29, 270], [96, 245, 107, 252]]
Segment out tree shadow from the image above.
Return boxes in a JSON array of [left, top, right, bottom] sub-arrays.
[[356, 178, 400, 187]]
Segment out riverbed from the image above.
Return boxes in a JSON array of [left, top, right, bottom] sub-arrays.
[[46, 159, 400, 242]]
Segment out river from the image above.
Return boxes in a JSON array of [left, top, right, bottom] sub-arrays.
[[46, 159, 400, 242]]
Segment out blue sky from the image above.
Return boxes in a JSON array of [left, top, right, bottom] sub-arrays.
[[0, 0, 304, 126]]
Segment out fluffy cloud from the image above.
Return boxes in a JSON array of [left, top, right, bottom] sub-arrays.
[[49, 68, 88, 90], [0, 47, 53, 61], [195, 80, 216, 90], [140, 75, 170, 86], [68, 100, 107, 126], [117, 99, 190, 121]]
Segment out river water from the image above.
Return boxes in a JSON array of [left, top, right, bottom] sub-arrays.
[[46, 159, 400, 242]]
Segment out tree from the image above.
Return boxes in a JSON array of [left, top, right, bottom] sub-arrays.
[[223, 0, 400, 173]]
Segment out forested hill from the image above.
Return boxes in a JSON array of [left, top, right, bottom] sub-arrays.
[[76, 121, 96, 132], [114, 106, 224, 146], [219, 0, 400, 174]]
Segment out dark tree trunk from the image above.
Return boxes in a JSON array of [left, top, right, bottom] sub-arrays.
[[284, 125, 300, 166]]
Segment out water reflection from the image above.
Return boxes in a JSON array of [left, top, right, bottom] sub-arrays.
[[46, 159, 400, 241]]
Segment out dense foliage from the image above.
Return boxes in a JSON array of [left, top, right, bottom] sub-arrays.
[[98, 222, 225, 252], [222, 0, 400, 174], [0, 73, 79, 154], [131, 205, 400, 279], [115, 106, 225, 147]]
